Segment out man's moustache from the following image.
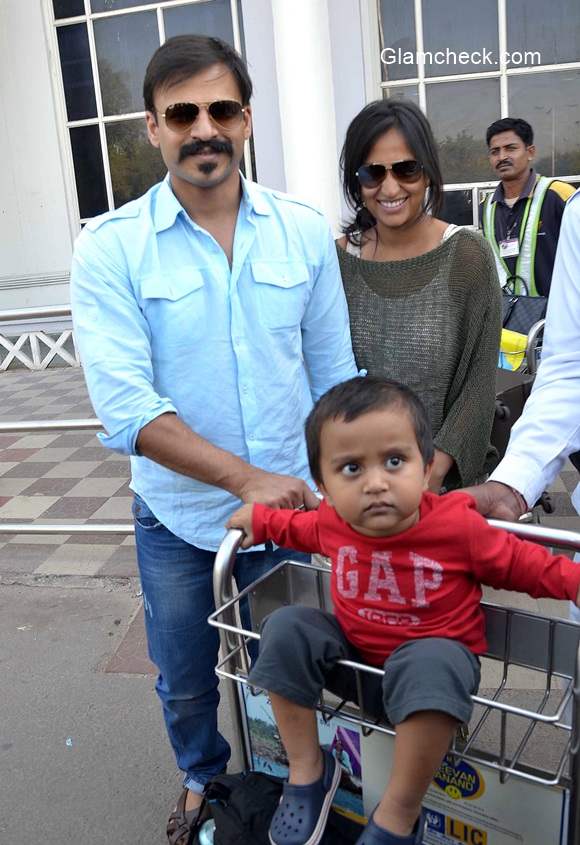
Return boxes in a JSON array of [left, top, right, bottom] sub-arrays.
[[497, 160, 512, 169], [178, 140, 233, 162]]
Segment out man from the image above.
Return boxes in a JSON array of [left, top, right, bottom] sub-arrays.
[[70, 35, 356, 844], [467, 190, 580, 615], [482, 117, 574, 297]]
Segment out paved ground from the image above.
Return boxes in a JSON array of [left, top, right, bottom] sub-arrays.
[[0, 367, 241, 844], [0, 581, 240, 845], [1, 366, 580, 843], [0, 583, 175, 844]]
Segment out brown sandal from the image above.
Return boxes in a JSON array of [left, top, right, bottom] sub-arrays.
[[166, 788, 206, 845]]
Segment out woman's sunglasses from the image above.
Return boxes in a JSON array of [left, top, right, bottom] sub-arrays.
[[160, 100, 246, 133], [356, 160, 424, 188]]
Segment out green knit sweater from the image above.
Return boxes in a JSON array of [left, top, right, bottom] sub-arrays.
[[337, 229, 501, 488]]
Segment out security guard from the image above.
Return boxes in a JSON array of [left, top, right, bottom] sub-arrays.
[[482, 117, 574, 297]]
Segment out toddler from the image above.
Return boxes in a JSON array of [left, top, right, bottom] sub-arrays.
[[228, 376, 580, 845]]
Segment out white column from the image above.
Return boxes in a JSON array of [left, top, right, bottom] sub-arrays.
[[0, 0, 75, 306], [270, 0, 342, 232], [241, 0, 286, 192]]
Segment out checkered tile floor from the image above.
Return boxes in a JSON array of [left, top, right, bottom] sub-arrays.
[[1, 367, 580, 583], [0, 368, 135, 578]]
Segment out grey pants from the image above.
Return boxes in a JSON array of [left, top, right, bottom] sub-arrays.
[[248, 605, 480, 725]]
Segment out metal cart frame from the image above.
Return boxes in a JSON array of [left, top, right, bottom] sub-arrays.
[[525, 319, 545, 376], [210, 521, 580, 844]]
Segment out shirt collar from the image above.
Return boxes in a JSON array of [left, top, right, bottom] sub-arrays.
[[153, 175, 186, 233], [153, 172, 271, 233], [492, 168, 537, 205], [240, 176, 272, 216]]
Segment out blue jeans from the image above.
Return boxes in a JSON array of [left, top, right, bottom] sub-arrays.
[[132, 493, 309, 793]]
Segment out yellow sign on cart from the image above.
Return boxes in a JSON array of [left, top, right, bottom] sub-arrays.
[[499, 328, 528, 371]]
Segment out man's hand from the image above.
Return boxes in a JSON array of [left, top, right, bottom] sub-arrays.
[[237, 469, 320, 510], [227, 504, 255, 549], [462, 481, 527, 520], [136, 415, 320, 510]]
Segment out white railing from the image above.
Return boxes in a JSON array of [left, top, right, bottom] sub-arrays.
[[0, 305, 78, 371]]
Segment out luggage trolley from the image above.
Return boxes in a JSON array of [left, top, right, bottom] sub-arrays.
[[210, 522, 580, 845]]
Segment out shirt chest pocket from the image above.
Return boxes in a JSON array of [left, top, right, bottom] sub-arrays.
[[252, 261, 310, 329], [139, 269, 207, 344]]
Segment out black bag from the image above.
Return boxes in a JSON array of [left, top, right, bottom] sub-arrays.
[[202, 771, 283, 844], [198, 771, 363, 845], [502, 275, 547, 335]]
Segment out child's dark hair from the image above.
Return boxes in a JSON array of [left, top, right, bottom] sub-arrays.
[[305, 376, 434, 485]]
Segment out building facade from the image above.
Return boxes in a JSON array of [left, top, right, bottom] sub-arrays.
[[1, 0, 579, 318]]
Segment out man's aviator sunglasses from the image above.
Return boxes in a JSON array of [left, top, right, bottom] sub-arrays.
[[160, 100, 246, 133], [356, 160, 424, 188]]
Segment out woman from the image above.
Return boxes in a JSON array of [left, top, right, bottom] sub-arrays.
[[337, 98, 501, 491]]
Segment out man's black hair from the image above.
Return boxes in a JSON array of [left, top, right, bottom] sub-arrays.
[[143, 35, 253, 114], [486, 117, 534, 148], [340, 98, 444, 246], [305, 376, 434, 485]]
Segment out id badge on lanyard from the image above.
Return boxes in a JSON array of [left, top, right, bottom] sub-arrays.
[[499, 238, 520, 258]]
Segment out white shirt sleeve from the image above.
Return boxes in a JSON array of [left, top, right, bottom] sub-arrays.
[[490, 191, 580, 508]]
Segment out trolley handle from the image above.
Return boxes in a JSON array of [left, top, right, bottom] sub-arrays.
[[214, 520, 580, 605], [215, 518, 580, 597], [213, 528, 244, 611], [526, 318, 545, 376]]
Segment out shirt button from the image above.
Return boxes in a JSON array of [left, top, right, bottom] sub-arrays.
[[248, 434, 255, 441], [242, 385, 249, 394]]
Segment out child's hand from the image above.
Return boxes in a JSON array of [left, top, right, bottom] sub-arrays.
[[227, 504, 255, 549], [576, 584, 580, 609]]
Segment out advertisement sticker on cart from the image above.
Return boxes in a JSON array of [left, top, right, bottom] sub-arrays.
[[361, 733, 568, 845], [241, 687, 366, 824]]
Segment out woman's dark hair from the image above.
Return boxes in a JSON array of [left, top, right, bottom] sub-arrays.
[[305, 376, 434, 485], [340, 99, 444, 245], [486, 117, 533, 148], [143, 35, 253, 114]]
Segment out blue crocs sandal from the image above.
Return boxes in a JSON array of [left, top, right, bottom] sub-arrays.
[[269, 749, 340, 845], [354, 808, 427, 844]]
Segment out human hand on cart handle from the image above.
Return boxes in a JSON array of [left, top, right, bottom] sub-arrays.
[[461, 480, 528, 521], [237, 469, 320, 511], [227, 503, 256, 548]]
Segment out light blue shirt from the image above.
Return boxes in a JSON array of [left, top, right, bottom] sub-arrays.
[[71, 176, 357, 549]]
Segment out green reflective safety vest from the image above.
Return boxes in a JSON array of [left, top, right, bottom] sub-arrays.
[[483, 175, 553, 296]]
